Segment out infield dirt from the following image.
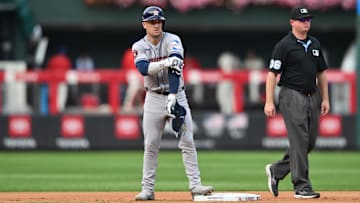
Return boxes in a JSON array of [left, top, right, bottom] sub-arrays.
[[0, 191, 359, 203]]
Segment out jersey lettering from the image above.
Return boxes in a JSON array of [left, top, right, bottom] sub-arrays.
[[149, 56, 167, 62]]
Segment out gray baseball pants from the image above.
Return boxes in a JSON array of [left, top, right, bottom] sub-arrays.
[[140, 90, 201, 192], [272, 86, 322, 192]]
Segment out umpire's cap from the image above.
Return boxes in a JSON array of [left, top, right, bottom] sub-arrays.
[[142, 6, 166, 22], [290, 7, 312, 20]]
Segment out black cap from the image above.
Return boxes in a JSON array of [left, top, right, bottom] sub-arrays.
[[290, 7, 312, 20]]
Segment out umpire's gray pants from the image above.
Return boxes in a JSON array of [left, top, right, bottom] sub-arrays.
[[272, 86, 321, 192]]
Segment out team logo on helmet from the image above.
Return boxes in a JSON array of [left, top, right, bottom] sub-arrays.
[[142, 6, 166, 22]]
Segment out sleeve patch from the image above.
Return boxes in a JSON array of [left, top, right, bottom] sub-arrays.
[[170, 40, 181, 51], [133, 50, 138, 58], [269, 59, 282, 70]]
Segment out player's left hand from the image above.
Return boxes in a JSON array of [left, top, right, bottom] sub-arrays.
[[166, 94, 176, 118], [169, 58, 183, 76]]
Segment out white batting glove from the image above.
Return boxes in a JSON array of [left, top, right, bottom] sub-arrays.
[[148, 57, 181, 75], [163, 57, 175, 67], [166, 93, 176, 118], [169, 57, 184, 74]]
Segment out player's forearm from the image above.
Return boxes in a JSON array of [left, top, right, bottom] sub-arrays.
[[168, 70, 180, 94], [265, 72, 277, 104], [317, 71, 329, 101], [147, 59, 171, 75], [136, 60, 168, 75], [147, 57, 183, 75], [135, 59, 172, 76]]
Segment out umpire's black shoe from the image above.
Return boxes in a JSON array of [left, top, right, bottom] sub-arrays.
[[294, 189, 320, 199], [265, 164, 279, 197]]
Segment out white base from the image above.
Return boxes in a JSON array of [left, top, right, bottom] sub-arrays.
[[193, 193, 260, 201]]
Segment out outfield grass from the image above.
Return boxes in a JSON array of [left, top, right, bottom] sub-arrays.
[[0, 150, 359, 192]]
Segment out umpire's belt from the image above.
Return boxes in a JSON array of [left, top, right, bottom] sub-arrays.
[[295, 89, 314, 97], [146, 86, 184, 96], [299, 90, 314, 97], [283, 86, 314, 97]]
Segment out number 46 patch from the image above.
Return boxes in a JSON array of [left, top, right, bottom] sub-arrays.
[[269, 59, 282, 70]]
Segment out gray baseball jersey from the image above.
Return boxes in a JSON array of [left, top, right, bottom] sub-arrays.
[[132, 32, 203, 191], [133, 32, 185, 93]]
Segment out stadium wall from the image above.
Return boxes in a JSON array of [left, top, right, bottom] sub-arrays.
[[0, 114, 356, 150]]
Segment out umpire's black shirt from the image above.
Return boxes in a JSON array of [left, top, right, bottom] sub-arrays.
[[269, 32, 328, 94]]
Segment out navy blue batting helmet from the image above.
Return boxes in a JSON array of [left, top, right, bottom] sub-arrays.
[[142, 6, 166, 22]]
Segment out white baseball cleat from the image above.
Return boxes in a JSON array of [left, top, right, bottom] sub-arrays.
[[135, 189, 154, 201]]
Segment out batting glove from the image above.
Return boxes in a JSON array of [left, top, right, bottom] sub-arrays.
[[163, 57, 178, 67], [169, 57, 183, 75], [148, 57, 182, 75], [166, 93, 176, 118]]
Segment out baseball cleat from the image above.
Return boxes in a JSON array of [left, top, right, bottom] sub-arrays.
[[135, 190, 155, 201], [294, 189, 320, 199], [265, 164, 279, 197], [191, 185, 214, 198]]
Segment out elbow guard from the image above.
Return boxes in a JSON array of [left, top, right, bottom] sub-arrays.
[[136, 60, 149, 75]]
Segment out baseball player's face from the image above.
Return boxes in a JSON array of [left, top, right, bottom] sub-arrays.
[[143, 20, 163, 38]]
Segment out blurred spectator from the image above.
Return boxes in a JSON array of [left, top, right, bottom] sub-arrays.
[[26, 24, 44, 69], [340, 41, 356, 73], [330, 41, 356, 114], [243, 49, 264, 71], [216, 51, 241, 115], [183, 54, 204, 105], [72, 52, 100, 108], [75, 52, 95, 71], [46, 46, 72, 112], [120, 47, 144, 114], [243, 49, 265, 105], [86, 0, 355, 11]]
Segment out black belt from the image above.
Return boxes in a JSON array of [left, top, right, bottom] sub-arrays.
[[299, 90, 315, 97], [145, 86, 184, 95], [145, 87, 169, 95], [298, 90, 315, 97], [283, 86, 314, 97], [156, 91, 169, 96]]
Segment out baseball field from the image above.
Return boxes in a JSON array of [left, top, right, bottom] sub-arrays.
[[0, 150, 359, 202]]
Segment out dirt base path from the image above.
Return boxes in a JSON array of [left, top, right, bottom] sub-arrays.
[[0, 191, 359, 203]]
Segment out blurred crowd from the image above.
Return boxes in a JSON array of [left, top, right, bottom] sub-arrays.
[[0, 0, 355, 115], [85, 0, 356, 12]]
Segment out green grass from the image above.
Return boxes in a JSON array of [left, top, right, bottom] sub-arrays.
[[0, 150, 359, 192]]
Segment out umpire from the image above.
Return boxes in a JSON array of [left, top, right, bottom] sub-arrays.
[[264, 7, 330, 199]]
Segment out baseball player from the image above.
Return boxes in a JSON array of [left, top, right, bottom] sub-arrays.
[[264, 7, 330, 199], [132, 6, 213, 201]]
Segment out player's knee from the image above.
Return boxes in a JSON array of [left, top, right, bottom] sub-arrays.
[[144, 142, 160, 152], [178, 134, 195, 150]]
